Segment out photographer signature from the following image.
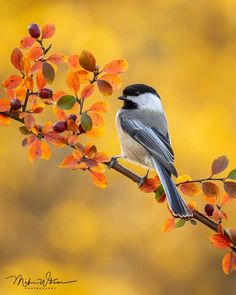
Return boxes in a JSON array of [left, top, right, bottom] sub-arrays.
[[5, 271, 77, 289]]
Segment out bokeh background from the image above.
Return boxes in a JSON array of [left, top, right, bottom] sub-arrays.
[[1, 0, 236, 294]]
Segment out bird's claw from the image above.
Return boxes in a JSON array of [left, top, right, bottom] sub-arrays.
[[138, 169, 150, 187]]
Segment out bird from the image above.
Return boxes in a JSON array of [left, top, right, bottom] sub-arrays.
[[111, 83, 193, 218]]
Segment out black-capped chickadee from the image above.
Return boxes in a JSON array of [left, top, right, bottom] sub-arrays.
[[114, 84, 193, 218]]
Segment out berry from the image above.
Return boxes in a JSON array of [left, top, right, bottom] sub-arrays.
[[68, 114, 77, 121], [205, 204, 214, 216], [39, 88, 53, 99], [10, 98, 22, 110], [53, 121, 67, 133], [28, 23, 40, 39]]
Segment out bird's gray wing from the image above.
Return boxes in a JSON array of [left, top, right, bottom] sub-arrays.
[[119, 114, 177, 176]]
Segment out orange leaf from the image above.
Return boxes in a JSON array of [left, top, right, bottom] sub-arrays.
[[36, 71, 47, 90], [90, 171, 107, 188], [52, 91, 67, 102], [97, 80, 113, 96], [94, 152, 111, 163], [81, 84, 95, 99], [15, 85, 27, 101], [222, 252, 236, 274], [41, 141, 51, 160], [2, 75, 22, 89], [67, 54, 80, 71], [66, 71, 80, 94], [20, 36, 35, 49], [67, 119, 79, 132], [21, 57, 31, 76], [11, 48, 23, 71], [202, 182, 219, 197], [179, 182, 201, 196], [204, 195, 217, 205], [27, 46, 43, 60], [73, 150, 83, 160], [221, 194, 233, 206], [89, 101, 109, 112], [47, 53, 66, 64], [67, 135, 80, 146], [139, 177, 160, 193], [42, 23, 56, 39], [161, 218, 175, 233], [28, 139, 42, 162], [24, 76, 34, 91], [44, 131, 65, 147], [0, 114, 11, 125], [24, 113, 35, 130], [0, 98, 11, 112], [210, 233, 231, 249], [100, 74, 122, 90], [79, 50, 96, 72], [31, 103, 44, 114], [88, 112, 104, 127], [59, 155, 78, 169], [77, 70, 90, 84], [53, 105, 67, 120], [103, 59, 128, 74], [31, 61, 43, 73], [187, 201, 197, 211], [86, 126, 105, 137]]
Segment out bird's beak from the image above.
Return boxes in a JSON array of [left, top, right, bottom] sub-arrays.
[[118, 95, 126, 100]]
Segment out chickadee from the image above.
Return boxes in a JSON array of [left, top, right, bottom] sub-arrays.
[[114, 84, 193, 218]]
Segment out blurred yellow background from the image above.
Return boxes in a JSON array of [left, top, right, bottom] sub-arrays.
[[1, 0, 236, 294]]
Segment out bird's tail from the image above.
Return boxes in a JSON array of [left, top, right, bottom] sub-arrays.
[[152, 158, 193, 218]]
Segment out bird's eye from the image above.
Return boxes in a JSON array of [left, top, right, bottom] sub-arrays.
[[134, 91, 140, 96]]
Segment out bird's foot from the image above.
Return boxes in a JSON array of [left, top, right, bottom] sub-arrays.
[[108, 156, 121, 169], [138, 169, 150, 187]]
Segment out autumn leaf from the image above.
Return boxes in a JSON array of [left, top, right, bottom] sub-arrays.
[[88, 112, 104, 128], [31, 61, 43, 73], [44, 131, 65, 147], [42, 23, 56, 39], [67, 119, 79, 132], [100, 74, 122, 90], [0, 114, 11, 126], [20, 36, 35, 49], [210, 233, 231, 249], [28, 139, 42, 162], [57, 95, 77, 110], [41, 141, 51, 160], [175, 174, 192, 183], [67, 54, 80, 71], [36, 71, 47, 90], [94, 152, 110, 163], [66, 71, 80, 94], [202, 182, 219, 197], [2, 75, 22, 89], [211, 155, 229, 175], [89, 101, 109, 113], [42, 61, 55, 84], [81, 84, 95, 99], [0, 98, 11, 112], [79, 50, 96, 72], [103, 59, 128, 74], [179, 182, 201, 196], [139, 177, 160, 193], [220, 194, 233, 206], [24, 113, 35, 130], [97, 80, 113, 96], [81, 112, 92, 131], [11, 48, 23, 71], [224, 182, 236, 198], [162, 217, 175, 233], [59, 155, 79, 169], [90, 171, 107, 188], [47, 53, 66, 64], [27, 46, 43, 60], [85, 126, 105, 138], [155, 184, 166, 203], [222, 252, 236, 274]]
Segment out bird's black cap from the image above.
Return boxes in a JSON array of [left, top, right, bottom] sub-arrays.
[[122, 84, 159, 97]]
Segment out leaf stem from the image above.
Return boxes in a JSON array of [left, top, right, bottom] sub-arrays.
[[176, 176, 227, 186], [22, 89, 30, 112]]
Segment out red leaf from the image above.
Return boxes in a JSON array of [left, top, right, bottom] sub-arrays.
[[42, 23, 56, 39], [222, 252, 236, 274], [44, 131, 65, 147], [103, 59, 128, 74], [0, 98, 11, 112], [94, 152, 111, 163], [67, 54, 80, 71], [20, 37, 35, 49], [2, 75, 22, 89], [11, 48, 23, 71], [79, 50, 96, 72], [97, 80, 113, 96], [210, 233, 231, 249], [31, 61, 43, 73], [139, 176, 160, 193], [47, 53, 66, 64], [27, 46, 43, 60], [81, 84, 95, 99]]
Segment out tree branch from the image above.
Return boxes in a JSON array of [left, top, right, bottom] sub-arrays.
[[0, 110, 232, 242]]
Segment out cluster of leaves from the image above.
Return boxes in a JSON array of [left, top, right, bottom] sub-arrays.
[[139, 155, 236, 274], [0, 23, 128, 188]]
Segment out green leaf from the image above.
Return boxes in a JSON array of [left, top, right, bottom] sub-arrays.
[[81, 112, 92, 131], [155, 184, 164, 201], [228, 169, 236, 180], [57, 95, 77, 110], [190, 219, 197, 226], [42, 61, 55, 84], [19, 126, 32, 135], [175, 219, 185, 228]]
